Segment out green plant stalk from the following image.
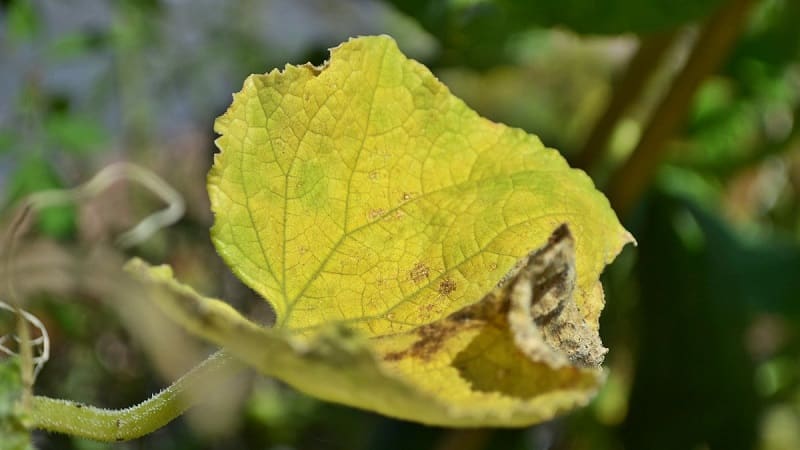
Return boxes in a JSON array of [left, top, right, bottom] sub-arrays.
[[16, 311, 33, 412], [31, 351, 236, 442]]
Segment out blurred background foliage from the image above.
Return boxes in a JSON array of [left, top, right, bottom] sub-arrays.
[[1, 0, 800, 449]]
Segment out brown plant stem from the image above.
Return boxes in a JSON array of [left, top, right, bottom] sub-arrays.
[[3, 204, 35, 410], [576, 31, 678, 171], [434, 428, 493, 450], [607, 0, 756, 215]]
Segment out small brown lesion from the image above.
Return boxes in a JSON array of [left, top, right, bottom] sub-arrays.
[[409, 262, 430, 284], [381, 279, 507, 363], [367, 208, 385, 220], [438, 277, 457, 296], [383, 318, 482, 362]]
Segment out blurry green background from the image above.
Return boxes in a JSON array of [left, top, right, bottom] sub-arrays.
[[1, 0, 800, 449]]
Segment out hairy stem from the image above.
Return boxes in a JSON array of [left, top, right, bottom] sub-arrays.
[[31, 351, 238, 442]]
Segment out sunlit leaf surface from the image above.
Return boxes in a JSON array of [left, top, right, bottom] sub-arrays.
[[148, 35, 632, 426]]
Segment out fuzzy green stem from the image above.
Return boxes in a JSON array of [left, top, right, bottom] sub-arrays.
[[31, 351, 237, 442]]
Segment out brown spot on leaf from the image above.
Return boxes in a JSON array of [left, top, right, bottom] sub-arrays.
[[409, 262, 430, 284], [409, 323, 456, 359], [384, 319, 480, 362], [382, 290, 501, 362], [368, 208, 385, 220], [417, 302, 442, 321], [438, 278, 457, 296]]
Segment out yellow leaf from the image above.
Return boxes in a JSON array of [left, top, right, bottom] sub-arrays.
[[127, 229, 604, 427], [183, 35, 633, 426]]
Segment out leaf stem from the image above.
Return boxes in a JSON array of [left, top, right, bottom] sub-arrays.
[[31, 351, 238, 442]]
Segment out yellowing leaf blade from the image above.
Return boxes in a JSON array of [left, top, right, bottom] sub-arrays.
[[209, 35, 631, 338], [178, 34, 639, 426], [127, 258, 603, 427]]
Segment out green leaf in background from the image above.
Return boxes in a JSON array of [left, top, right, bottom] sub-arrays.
[[674, 0, 800, 176], [46, 31, 109, 60], [621, 191, 790, 450], [0, 357, 34, 450], [6, 158, 77, 239], [45, 113, 109, 155], [388, 0, 725, 67], [0, 131, 15, 155], [726, 0, 800, 77], [5, 0, 39, 42]]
